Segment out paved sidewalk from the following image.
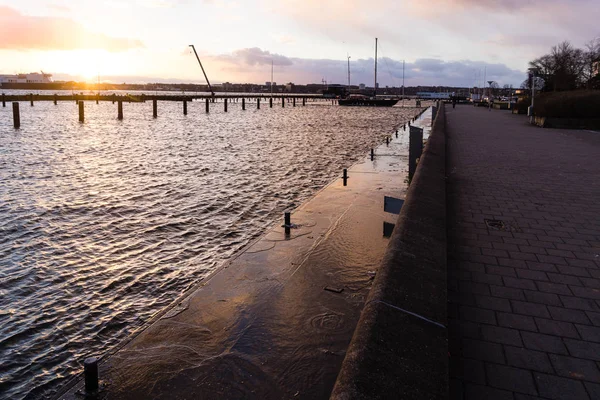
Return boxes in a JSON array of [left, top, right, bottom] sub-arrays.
[[447, 106, 600, 399]]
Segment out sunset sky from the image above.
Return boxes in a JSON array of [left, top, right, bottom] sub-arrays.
[[0, 0, 598, 87]]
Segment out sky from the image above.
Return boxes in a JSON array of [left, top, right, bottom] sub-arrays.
[[0, 0, 598, 87]]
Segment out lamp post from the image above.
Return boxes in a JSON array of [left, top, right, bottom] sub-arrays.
[[487, 80, 493, 111], [527, 67, 539, 123]]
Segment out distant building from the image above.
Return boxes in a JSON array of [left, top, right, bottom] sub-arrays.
[[285, 82, 295, 92], [265, 82, 277, 87], [359, 83, 366, 90], [0, 72, 53, 84], [416, 92, 451, 99]]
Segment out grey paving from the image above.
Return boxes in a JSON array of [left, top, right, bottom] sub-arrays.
[[447, 105, 600, 399]]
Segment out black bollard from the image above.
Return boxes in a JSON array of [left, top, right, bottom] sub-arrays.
[[257, 98, 260, 109], [224, 98, 228, 112], [12, 102, 20, 128], [2, 93, 5, 107], [342, 169, 348, 186], [183, 100, 187, 115], [370, 148, 374, 161], [409, 126, 424, 180], [270, 98, 273, 108], [153, 99, 157, 118], [30, 93, 34, 107], [206, 98, 209, 113], [284, 212, 291, 236], [79, 101, 84, 123], [84, 357, 99, 393], [117, 101, 123, 120]]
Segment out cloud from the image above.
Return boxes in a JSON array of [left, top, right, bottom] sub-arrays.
[[216, 47, 293, 67], [204, 47, 525, 87], [0, 6, 144, 51]]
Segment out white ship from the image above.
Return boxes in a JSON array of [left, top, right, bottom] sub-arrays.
[[0, 72, 53, 84]]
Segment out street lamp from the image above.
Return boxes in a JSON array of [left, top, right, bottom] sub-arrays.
[[527, 67, 540, 123], [487, 80, 494, 111]]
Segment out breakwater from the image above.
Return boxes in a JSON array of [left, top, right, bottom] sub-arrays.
[[0, 100, 432, 399], [332, 103, 447, 399]]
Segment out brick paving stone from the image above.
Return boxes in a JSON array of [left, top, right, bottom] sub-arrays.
[[447, 106, 600, 400], [486, 364, 537, 395], [510, 300, 550, 318], [497, 312, 537, 332], [534, 318, 580, 339], [564, 339, 600, 361], [521, 331, 568, 355], [464, 384, 514, 400], [462, 338, 505, 364], [534, 373, 590, 400], [481, 325, 523, 346], [476, 295, 512, 312], [547, 306, 591, 325], [549, 354, 600, 382], [584, 382, 600, 399], [504, 346, 554, 373], [574, 324, 600, 343]]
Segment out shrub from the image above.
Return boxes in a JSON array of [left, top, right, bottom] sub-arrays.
[[515, 97, 531, 113], [535, 90, 600, 118]]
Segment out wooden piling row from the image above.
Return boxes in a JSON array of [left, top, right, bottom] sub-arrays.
[[13, 102, 20, 128]]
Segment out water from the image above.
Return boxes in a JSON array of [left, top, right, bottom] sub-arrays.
[[0, 97, 427, 399]]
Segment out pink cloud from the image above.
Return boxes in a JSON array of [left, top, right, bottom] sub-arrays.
[[0, 6, 144, 51]]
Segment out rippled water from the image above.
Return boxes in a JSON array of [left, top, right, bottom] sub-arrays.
[[0, 97, 427, 399]]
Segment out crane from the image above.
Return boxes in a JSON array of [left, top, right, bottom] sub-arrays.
[[189, 45, 214, 97]]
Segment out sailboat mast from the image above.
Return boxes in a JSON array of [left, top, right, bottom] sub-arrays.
[[374, 38, 378, 97], [271, 60, 274, 98], [347, 54, 351, 88]]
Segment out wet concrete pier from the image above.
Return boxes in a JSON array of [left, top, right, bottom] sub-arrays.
[[55, 110, 433, 400]]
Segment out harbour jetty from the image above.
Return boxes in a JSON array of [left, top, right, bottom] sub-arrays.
[[55, 107, 437, 399]]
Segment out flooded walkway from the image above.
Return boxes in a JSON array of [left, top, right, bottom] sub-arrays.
[[57, 109, 432, 400]]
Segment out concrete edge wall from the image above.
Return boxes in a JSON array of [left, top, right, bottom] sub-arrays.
[[330, 104, 448, 400]]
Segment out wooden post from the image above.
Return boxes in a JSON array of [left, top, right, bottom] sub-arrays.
[[205, 98, 209, 113], [270, 98, 273, 108], [12, 102, 20, 128], [54, 94, 57, 105], [242, 98, 245, 110], [118, 101, 123, 120], [112, 94, 116, 104], [408, 126, 424, 180], [293, 97, 296, 107], [302, 97, 305, 106], [257, 98, 260, 109], [342, 169, 348, 186], [282, 97, 285, 108], [183, 100, 187, 115], [371, 148, 374, 161], [84, 357, 99, 393], [153, 99, 157, 118], [2, 93, 5, 107], [79, 101, 84, 123], [386, 136, 389, 146], [30, 93, 34, 107], [96, 93, 99, 105], [74, 94, 78, 104], [224, 98, 228, 112]]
